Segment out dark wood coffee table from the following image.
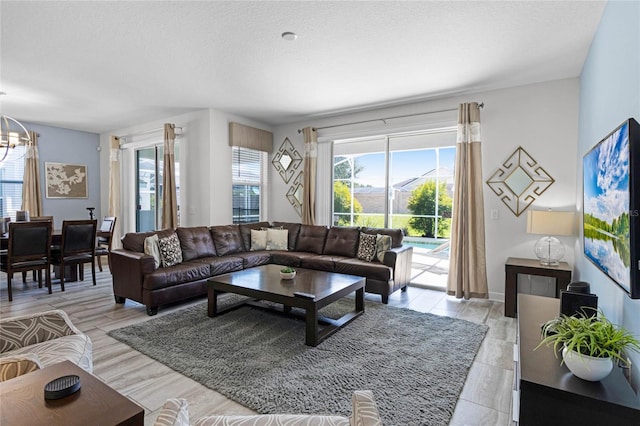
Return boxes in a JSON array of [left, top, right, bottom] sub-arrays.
[[207, 264, 365, 346], [0, 361, 144, 426]]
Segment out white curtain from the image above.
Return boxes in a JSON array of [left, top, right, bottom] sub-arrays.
[[315, 141, 333, 226], [447, 102, 488, 299], [162, 123, 178, 229], [109, 136, 122, 249], [301, 127, 318, 225], [21, 131, 43, 217]]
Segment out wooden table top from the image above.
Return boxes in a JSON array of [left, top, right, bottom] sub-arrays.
[[0, 361, 144, 426], [209, 264, 365, 301]]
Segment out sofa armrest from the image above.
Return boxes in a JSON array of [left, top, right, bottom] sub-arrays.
[[154, 398, 190, 426], [382, 245, 413, 287], [111, 249, 156, 303], [351, 390, 382, 426], [0, 353, 42, 382], [0, 309, 80, 353]]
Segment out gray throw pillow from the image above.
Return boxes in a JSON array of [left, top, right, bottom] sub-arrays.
[[375, 234, 392, 263]]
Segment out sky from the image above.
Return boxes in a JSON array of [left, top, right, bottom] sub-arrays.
[[349, 147, 456, 188], [583, 121, 629, 223]]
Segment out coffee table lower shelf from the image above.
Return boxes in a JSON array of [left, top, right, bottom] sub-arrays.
[[207, 266, 365, 347]]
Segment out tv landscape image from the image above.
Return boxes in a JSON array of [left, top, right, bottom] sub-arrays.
[[583, 121, 632, 293]]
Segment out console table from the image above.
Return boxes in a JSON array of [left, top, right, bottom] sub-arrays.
[[512, 294, 640, 425], [504, 257, 572, 317], [0, 361, 144, 425]]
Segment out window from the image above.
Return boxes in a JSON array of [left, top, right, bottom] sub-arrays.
[[0, 145, 26, 221], [135, 144, 180, 231], [333, 129, 456, 239], [232, 146, 267, 224]]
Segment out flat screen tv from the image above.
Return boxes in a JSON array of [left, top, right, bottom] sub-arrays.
[[583, 117, 639, 299]]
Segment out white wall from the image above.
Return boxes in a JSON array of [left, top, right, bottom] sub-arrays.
[[99, 108, 272, 234], [271, 78, 580, 301]]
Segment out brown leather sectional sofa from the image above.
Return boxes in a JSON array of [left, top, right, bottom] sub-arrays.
[[110, 221, 413, 315]]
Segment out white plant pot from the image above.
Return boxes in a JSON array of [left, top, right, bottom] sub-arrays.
[[280, 271, 296, 280], [562, 346, 613, 381]]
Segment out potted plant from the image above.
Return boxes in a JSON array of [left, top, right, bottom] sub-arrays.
[[280, 267, 296, 280], [536, 309, 640, 381]]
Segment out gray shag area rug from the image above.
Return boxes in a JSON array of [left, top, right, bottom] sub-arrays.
[[109, 295, 488, 426]]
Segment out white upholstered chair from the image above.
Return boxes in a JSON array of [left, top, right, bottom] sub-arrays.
[[154, 390, 382, 426], [0, 309, 93, 382]]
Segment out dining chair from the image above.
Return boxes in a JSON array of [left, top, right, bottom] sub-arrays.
[[95, 216, 116, 272], [22, 216, 53, 283], [0, 221, 52, 301], [50, 219, 97, 292]]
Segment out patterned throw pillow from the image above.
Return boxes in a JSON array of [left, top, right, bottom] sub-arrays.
[[158, 233, 183, 267], [266, 229, 288, 250], [250, 229, 268, 251], [357, 232, 377, 262], [375, 234, 392, 263], [144, 234, 161, 269]]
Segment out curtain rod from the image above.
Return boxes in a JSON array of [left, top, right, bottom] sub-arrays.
[[297, 102, 484, 134], [118, 126, 183, 141]]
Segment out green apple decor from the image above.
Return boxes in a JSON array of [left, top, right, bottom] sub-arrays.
[[536, 309, 640, 381]]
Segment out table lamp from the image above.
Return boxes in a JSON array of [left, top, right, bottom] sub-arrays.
[[526, 210, 575, 266]]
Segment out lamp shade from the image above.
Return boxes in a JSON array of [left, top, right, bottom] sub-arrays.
[[526, 210, 575, 236]]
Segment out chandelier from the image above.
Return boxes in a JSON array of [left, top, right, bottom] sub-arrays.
[[1, 115, 32, 162]]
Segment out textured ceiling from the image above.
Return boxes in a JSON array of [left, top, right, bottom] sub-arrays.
[[1, 1, 606, 134]]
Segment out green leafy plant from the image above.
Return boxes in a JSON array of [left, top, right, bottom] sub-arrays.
[[536, 309, 640, 366], [280, 267, 295, 273]]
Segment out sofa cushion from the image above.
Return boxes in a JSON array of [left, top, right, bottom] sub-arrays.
[[335, 258, 392, 282], [271, 222, 301, 251], [211, 225, 245, 255], [360, 227, 404, 248], [250, 229, 268, 251], [190, 256, 245, 276], [144, 261, 211, 291], [323, 227, 359, 257], [159, 233, 183, 267], [177, 227, 217, 261], [375, 234, 392, 263], [144, 235, 161, 269], [301, 255, 350, 272], [296, 225, 328, 254], [270, 251, 317, 268], [122, 229, 175, 253], [357, 232, 377, 262], [266, 228, 288, 251], [239, 222, 270, 251], [232, 251, 272, 269]]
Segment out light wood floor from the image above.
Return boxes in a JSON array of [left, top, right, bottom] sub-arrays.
[[0, 267, 516, 426]]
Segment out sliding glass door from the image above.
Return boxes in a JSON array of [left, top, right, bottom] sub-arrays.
[[333, 129, 456, 240]]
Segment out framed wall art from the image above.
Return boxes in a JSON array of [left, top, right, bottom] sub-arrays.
[[45, 162, 88, 199]]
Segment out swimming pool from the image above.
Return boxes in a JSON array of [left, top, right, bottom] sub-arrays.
[[404, 238, 449, 252]]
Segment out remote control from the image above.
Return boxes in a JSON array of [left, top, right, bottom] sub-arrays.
[[293, 291, 316, 299], [44, 375, 81, 400]]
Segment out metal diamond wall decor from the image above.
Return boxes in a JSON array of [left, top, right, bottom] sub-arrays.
[[286, 171, 303, 217], [486, 146, 555, 217], [272, 138, 302, 184]]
